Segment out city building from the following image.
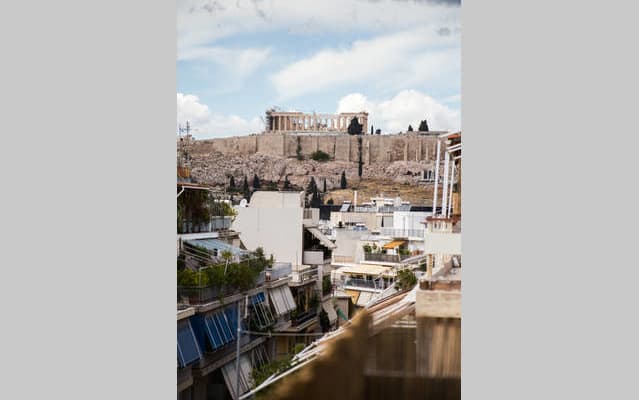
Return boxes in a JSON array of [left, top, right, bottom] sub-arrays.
[[177, 172, 299, 400]]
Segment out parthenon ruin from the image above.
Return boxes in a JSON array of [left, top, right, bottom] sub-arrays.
[[265, 109, 368, 134]]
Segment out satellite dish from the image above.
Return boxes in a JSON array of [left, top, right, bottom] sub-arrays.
[[239, 199, 248, 207]]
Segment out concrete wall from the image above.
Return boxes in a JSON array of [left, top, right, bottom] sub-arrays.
[[189, 133, 441, 163], [424, 232, 461, 255], [393, 211, 430, 231], [233, 207, 303, 267]]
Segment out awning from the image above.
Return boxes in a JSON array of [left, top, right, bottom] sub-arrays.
[[268, 286, 296, 316], [221, 354, 254, 399], [344, 289, 360, 304], [356, 291, 374, 307], [322, 300, 337, 324], [337, 264, 392, 276], [382, 240, 406, 249], [306, 227, 337, 249], [177, 320, 202, 368]]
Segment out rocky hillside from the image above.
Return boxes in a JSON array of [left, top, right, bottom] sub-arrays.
[[189, 152, 433, 191]]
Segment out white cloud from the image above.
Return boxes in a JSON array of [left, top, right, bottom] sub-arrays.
[[178, 46, 272, 78], [177, 93, 263, 138], [178, 0, 460, 55], [337, 90, 460, 133], [270, 27, 459, 100]]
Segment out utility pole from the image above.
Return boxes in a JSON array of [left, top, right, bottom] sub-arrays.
[[234, 297, 242, 400]]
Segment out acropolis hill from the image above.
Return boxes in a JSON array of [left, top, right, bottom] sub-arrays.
[[180, 110, 450, 202]]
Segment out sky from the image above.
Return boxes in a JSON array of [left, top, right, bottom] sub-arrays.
[[177, 0, 461, 139]]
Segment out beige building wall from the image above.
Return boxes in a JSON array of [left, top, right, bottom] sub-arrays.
[[232, 192, 305, 267]]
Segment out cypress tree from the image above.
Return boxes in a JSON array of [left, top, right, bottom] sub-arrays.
[[228, 176, 236, 191], [357, 136, 363, 178], [323, 178, 327, 193], [242, 175, 250, 200], [283, 175, 291, 190], [306, 177, 317, 195], [408, 125, 414, 132], [340, 171, 347, 189]]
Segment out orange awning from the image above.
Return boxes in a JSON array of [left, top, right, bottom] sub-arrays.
[[382, 240, 406, 249], [344, 290, 361, 304]]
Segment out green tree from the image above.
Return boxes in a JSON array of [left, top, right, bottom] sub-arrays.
[[340, 171, 347, 189], [395, 269, 417, 291], [357, 136, 363, 178], [296, 137, 303, 160], [310, 190, 321, 208], [306, 177, 317, 195], [228, 175, 236, 192], [253, 174, 261, 189], [319, 309, 330, 333], [323, 178, 327, 193], [408, 125, 414, 132], [347, 117, 363, 135], [311, 150, 330, 162], [242, 175, 251, 200], [326, 198, 334, 205], [283, 175, 291, 190], [418, 119, 429, 132]]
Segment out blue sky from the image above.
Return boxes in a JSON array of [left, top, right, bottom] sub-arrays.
[[177, 0, 460, 138]]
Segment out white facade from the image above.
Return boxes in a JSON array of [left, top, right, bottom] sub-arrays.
[[232, 191, 305, 267]]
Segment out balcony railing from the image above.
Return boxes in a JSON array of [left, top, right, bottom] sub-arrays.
[[343, 278, 392, 291], [291, 310, 318, 327], [379, 228, 425, 238], [303, 250, 332, 265], [363, 253, 412, 263], [178, 216, 232, 234], [290, 266, 319, 284], [177, 285, 235, 304], [265, 262, 292, 282]]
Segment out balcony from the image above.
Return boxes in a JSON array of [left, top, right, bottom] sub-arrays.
[[379, 228, 425, 238], [291, 309, 318, 327], [177, 285, 238, 305], [265, 262, 292, 282], [290, 265, 319, 285], [343, 278, 393, 291], [178, 216, 232, 234], [303, 208, 319, 225], [303, 250, 332, 265], [363, 253, 412, 263]]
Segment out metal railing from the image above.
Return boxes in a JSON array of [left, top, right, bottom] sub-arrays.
[[363, 253, 412, 263], [265, 262, 292, 281], [178, 216, 232, 234], [343, 278, 392, 291], [177, 285, 234, 304], [291, 310, 318, 327], [379, 228, 425, 238], [290, 266, 319, 284]]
